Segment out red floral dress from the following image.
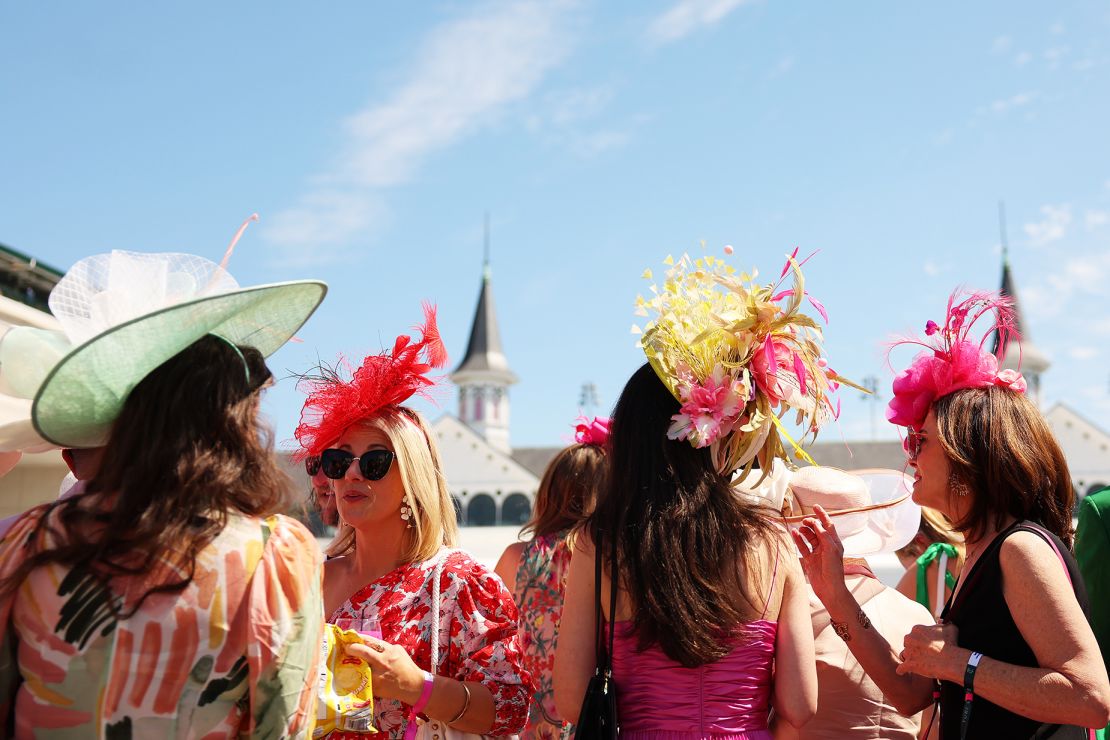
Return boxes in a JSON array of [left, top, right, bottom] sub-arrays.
[[330, 548, 532, 738], [513, 531, 573, 740]]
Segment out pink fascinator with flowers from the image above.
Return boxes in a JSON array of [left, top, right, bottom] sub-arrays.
[[573, 415, 611, 447], [635, 250, 863, 481], [294, 303, 447, 457], [887, 289, 1025, 431]]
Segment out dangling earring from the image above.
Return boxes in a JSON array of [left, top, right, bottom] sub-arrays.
[[400, 502, 414, 528], [948, 472, 968, 497]]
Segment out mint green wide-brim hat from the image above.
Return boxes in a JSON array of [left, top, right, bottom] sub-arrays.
[[30, 281, 326, 448]]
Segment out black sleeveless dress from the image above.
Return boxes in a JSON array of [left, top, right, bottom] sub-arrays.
[[938, 520, 1091, 739]]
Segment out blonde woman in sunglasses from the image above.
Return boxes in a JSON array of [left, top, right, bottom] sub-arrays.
[[295, 305, 531, 739]]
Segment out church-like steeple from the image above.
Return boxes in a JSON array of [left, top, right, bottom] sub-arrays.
[[450, 218, 518, 453], [992, 203, 1050, 403]]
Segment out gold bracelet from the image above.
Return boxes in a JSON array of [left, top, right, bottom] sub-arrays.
[[447, 681, 471, 724]]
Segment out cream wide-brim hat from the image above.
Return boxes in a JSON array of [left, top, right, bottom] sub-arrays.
[[784, 466, 921, 557]]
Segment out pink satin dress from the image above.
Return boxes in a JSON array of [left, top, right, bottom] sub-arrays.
[[609, 619, 777, 739]]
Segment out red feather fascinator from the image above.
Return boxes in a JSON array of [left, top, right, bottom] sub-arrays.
[[295, 303, 448, 457], [886, 289, 1026, 430]]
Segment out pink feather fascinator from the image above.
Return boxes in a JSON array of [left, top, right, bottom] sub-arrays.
[[886, 289, 1026, 430]]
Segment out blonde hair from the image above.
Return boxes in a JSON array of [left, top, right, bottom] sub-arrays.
[[326, 406, 457, 561]]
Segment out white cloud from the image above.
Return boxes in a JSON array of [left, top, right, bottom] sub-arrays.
[[991, 36, 1012, 54], [1014, 51, 1033, 67], [263, 0, 575, 253], [1049, 21, 1066, 36], [989, 90, 1038, 114], [923, 261, 943, 277], [647, 0, 755, 45], [1087, 210, 1110, 231], [1071, 346, 1099, 360], [1023, 203, 1072, 246], [263, 192, 385, 263]]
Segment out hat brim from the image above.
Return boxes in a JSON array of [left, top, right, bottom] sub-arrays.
[[32, 280, 327, 448], [837, 469, 920, 557]]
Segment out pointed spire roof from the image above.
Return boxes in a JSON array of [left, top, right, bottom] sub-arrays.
[[451, 223, 518, 385], [992, 207, 1050, 373]]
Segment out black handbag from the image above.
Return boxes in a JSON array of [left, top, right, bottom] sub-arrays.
[[573, 529, 619, 739]]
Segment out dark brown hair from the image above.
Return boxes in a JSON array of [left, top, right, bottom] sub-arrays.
[[934, 385, 1074, 547], [520, 443, 606, 540], [1, 334, 291, 614], [589, 362, 778, 667]]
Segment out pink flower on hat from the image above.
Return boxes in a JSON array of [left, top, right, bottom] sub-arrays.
[[751, 336, 803, 405], [668, 364, 752, 447]]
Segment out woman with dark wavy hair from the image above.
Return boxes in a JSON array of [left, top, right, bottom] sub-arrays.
[[796, 290, 1110, 738], [0, 246, 326, 738], [555, 250, 848, 738]]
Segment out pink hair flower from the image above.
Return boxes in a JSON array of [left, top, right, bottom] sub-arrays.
[[924, 320, 940, 336], [574, 415, 611, 447]]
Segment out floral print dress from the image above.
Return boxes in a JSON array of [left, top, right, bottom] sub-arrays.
[[330, 548, 532, 738], [513, 531, 573, 740], [0, 507, 324, 739]]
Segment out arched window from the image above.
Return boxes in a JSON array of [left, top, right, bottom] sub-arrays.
[[473, 387, 484, 422], [502, 493, 532, 525], [467, 493, 497, 526]]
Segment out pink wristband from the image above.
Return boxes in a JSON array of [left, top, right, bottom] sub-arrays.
[[412, 671, 435, 714], [403, 671, 436, 740]]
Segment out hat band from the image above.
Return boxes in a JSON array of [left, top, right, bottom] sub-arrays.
[[210, 333, 250, 383], [779, 491, 912, 525]]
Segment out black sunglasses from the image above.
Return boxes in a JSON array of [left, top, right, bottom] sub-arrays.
[[320, 448, 396, 481], [305, 455, 321, 477]]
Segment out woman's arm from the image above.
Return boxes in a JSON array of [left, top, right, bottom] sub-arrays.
[[347, 555, 531, 734], [795, 506, 936, 715], [347, 641, 500, 733], [553, 536, 596, 724], [494, 541, 525, 594], [771, 548, 818, 727], [247, 516, 325, 739], [901, 531, 1110, 728]]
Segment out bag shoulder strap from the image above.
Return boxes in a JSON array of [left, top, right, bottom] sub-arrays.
[[429, 548, 456, 673]]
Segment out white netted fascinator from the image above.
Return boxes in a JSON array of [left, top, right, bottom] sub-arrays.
[[0, 219, 327, 450]]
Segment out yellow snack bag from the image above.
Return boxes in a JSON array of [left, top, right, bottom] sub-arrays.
[[314, 623, 378, 737]]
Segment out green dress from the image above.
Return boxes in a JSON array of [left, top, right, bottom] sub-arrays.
[[1076, 488, 1110, 740]]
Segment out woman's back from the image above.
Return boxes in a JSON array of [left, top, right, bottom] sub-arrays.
[[602, 535, 794, 740], [611, 619, 777, 737], [0, 507, 323, 739]]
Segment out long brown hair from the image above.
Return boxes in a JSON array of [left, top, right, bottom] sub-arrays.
[[935, 385, 1075, 547], [590, 362, 778, 667], [521, 443, 606, 540], [0, 335, 291, 614]]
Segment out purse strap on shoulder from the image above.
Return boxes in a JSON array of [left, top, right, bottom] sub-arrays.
[[592, 529, 619, 677]]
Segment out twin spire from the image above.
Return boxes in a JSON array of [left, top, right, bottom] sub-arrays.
[[450, 217, 517, 453]]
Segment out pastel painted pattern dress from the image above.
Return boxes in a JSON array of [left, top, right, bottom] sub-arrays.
[[330, 548, 532, 738], [0, 507, 324, 739], [512, 531, 573, 740]]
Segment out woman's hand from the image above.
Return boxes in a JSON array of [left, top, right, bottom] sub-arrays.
[[897, 622, 966, 682], [791, 504, 851, 609], [346, 638, 426, 705]]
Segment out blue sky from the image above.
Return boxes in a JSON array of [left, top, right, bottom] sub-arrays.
[[3, 1, 1108, 449]]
